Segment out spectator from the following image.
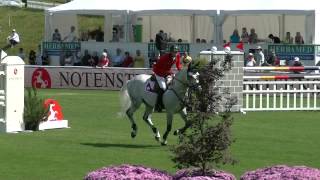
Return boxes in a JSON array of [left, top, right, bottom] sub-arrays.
[[80, 30, 89, 41], [17, 47, 26, 61], [63, 26, 77, 42], [155, 30, 167, 56], [121, 51, 134, 67], [295, 32, 304, 44], [133, 49, 145, 68], [267, 51, 279, 66], [73, 51, 82, 66], [268, 34, 281, 43], [195, 38, 201, 43], [28, 50, 36, 65], [246, 53, 256, 67], [241, 27, 249, 43], [284, 32, 293, 44], [42, 51, 50, 65], [230, 29, 240, 43], [112, 48, 124, 67], [95, 26, 104, 42], [248, 28, 258, 44], [111, 27, 120, 42], [97, 52, 110, 68], [293, 57, 303, 66], [64, 51, 74, 66], [256, 46, 265, 66], [52, 28, 61, 42], [92, 51, 99, 65], [3, 29, 20, 50], [81, 49, 92, 66], [35, 45, 42, 65]]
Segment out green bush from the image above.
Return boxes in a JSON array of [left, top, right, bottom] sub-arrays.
[[24, 87, 48, 131]]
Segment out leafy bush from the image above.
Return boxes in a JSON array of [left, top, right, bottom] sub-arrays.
[[171, 54, 237, 177], [84, 164, 172, 180], [24, 87, 47, 130], [241, 165, 320, 180]]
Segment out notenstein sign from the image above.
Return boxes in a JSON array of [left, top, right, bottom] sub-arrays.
[[268, 44, 315, 60]]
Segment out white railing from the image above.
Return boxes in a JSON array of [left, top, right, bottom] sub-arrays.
[[242, 80, 320, 111]]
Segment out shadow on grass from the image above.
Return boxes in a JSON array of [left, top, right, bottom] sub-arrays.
[[81, 143, 159, 149]]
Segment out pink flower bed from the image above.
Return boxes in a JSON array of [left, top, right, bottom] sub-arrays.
[[173, 168, 236, 180], [84, 164, 172, 180], [241, 165, 320, 180]]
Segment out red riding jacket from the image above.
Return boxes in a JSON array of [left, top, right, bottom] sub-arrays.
[[152, 53, 182, 77]]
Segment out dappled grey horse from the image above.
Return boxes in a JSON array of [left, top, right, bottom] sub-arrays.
[[120, 67, 199, 145]]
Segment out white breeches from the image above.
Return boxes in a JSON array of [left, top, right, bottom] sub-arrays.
[[155, 75, 167, 91]]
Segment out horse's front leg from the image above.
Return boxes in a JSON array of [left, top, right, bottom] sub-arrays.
[[143, 105, 161, 142], [174, 107, 191, 135], [161, 113, 173, 146]]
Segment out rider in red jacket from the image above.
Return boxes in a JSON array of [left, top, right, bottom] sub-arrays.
[[152, 45, 182, 111]]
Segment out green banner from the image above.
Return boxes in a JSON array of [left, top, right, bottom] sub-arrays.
[[268, 44, 315, 60], [43, 42, 81, 55]]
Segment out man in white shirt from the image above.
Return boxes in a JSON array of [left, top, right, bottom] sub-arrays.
[[4, 29, 20, 49], [256, 46, 265, 66], [63, 26, 77, 42]]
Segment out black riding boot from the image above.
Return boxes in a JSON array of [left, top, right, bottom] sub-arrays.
[[155, 89, 164, 112]]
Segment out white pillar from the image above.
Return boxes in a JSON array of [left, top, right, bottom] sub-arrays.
[[0, 56, 25, 133]]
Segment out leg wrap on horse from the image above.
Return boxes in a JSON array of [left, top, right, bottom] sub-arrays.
[[131, 123, 137, 131]]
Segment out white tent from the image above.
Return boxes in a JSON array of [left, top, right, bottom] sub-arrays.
[[45, 0, 320, 44]]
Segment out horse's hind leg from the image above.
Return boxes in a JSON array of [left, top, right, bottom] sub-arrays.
[[143, 105, 161, 142], [174, 108, 191, 136], [126, 100, 141, 138]]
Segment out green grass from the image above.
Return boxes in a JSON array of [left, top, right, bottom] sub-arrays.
[[0, 88, 320, 179], [0, 7, 44, 59]]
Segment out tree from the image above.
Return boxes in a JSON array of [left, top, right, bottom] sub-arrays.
[[171, 54, 237, 176]]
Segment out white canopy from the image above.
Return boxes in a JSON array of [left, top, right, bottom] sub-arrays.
[[45, 0, 320, 43]]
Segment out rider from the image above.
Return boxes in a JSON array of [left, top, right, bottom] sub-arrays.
[[152, 45, 182, 111]]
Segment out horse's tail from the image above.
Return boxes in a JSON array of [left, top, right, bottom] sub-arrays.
[[118, 81, 132, 118]]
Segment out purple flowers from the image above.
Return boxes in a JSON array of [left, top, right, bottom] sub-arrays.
[[173, 168, 236, 180], [84, 164, 172, 180], [241, 165, 320, 180]]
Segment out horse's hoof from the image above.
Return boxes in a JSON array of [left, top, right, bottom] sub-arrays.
[[131, 132, 136, 138], [173, 130, 179, 136], [161, 141, 167, 146]]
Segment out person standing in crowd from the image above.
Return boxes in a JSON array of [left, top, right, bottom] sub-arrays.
[[241, 27, 249, 43], [230, 29, 240, 43], [81, 49, 92, 66], [112, 48, 124, 67], [246, 53, 256, 67], [121, 51, 134, 67], [133, 49, 145, 68], [97, 52, 109, 68], [28, 50, 36, 65], [267, 51, 279, 66], [155, 30, 167, 56], [256, 46, 265, 66], [111, 27, 120, 42], [152, 45, 182, 112], [17, 47, 25, 61], [52, 28, 61, 42], [268, 34, 281, 43], [63, 26, 77, 42], [295, 32, 304, 44], [284, 32, 293, 44], [248, 28, 258, 44]]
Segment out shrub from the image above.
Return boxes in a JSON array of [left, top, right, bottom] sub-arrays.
[[84, 164, 172, 180], [241, 165, 320, 180], [24, 87, 47, 131], [171, 55, 237, 177]]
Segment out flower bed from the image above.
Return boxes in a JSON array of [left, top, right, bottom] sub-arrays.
[[84, 164, 172, 180], [173, 168, 236, 180], [241, 165, 320, 180]]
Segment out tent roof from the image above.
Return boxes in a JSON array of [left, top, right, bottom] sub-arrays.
[[47, 0, 319, 15]]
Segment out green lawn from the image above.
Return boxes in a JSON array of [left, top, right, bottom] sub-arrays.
[[0, 89, 319, 179]]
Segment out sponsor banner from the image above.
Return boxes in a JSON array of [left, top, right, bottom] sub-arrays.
[[25, 66, 153, 90], [43, 42, 81, 56], [268, 44, 315, 61]]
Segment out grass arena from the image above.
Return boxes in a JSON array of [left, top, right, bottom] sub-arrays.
[[0, 88, 319, 179]]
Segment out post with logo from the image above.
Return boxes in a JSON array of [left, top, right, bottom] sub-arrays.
[[38, 98, 69, 130], [0, 56, 25, 132]]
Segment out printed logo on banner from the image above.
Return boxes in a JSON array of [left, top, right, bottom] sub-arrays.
[[32, 68, 51, 88], [44, 99, 64, 121]]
